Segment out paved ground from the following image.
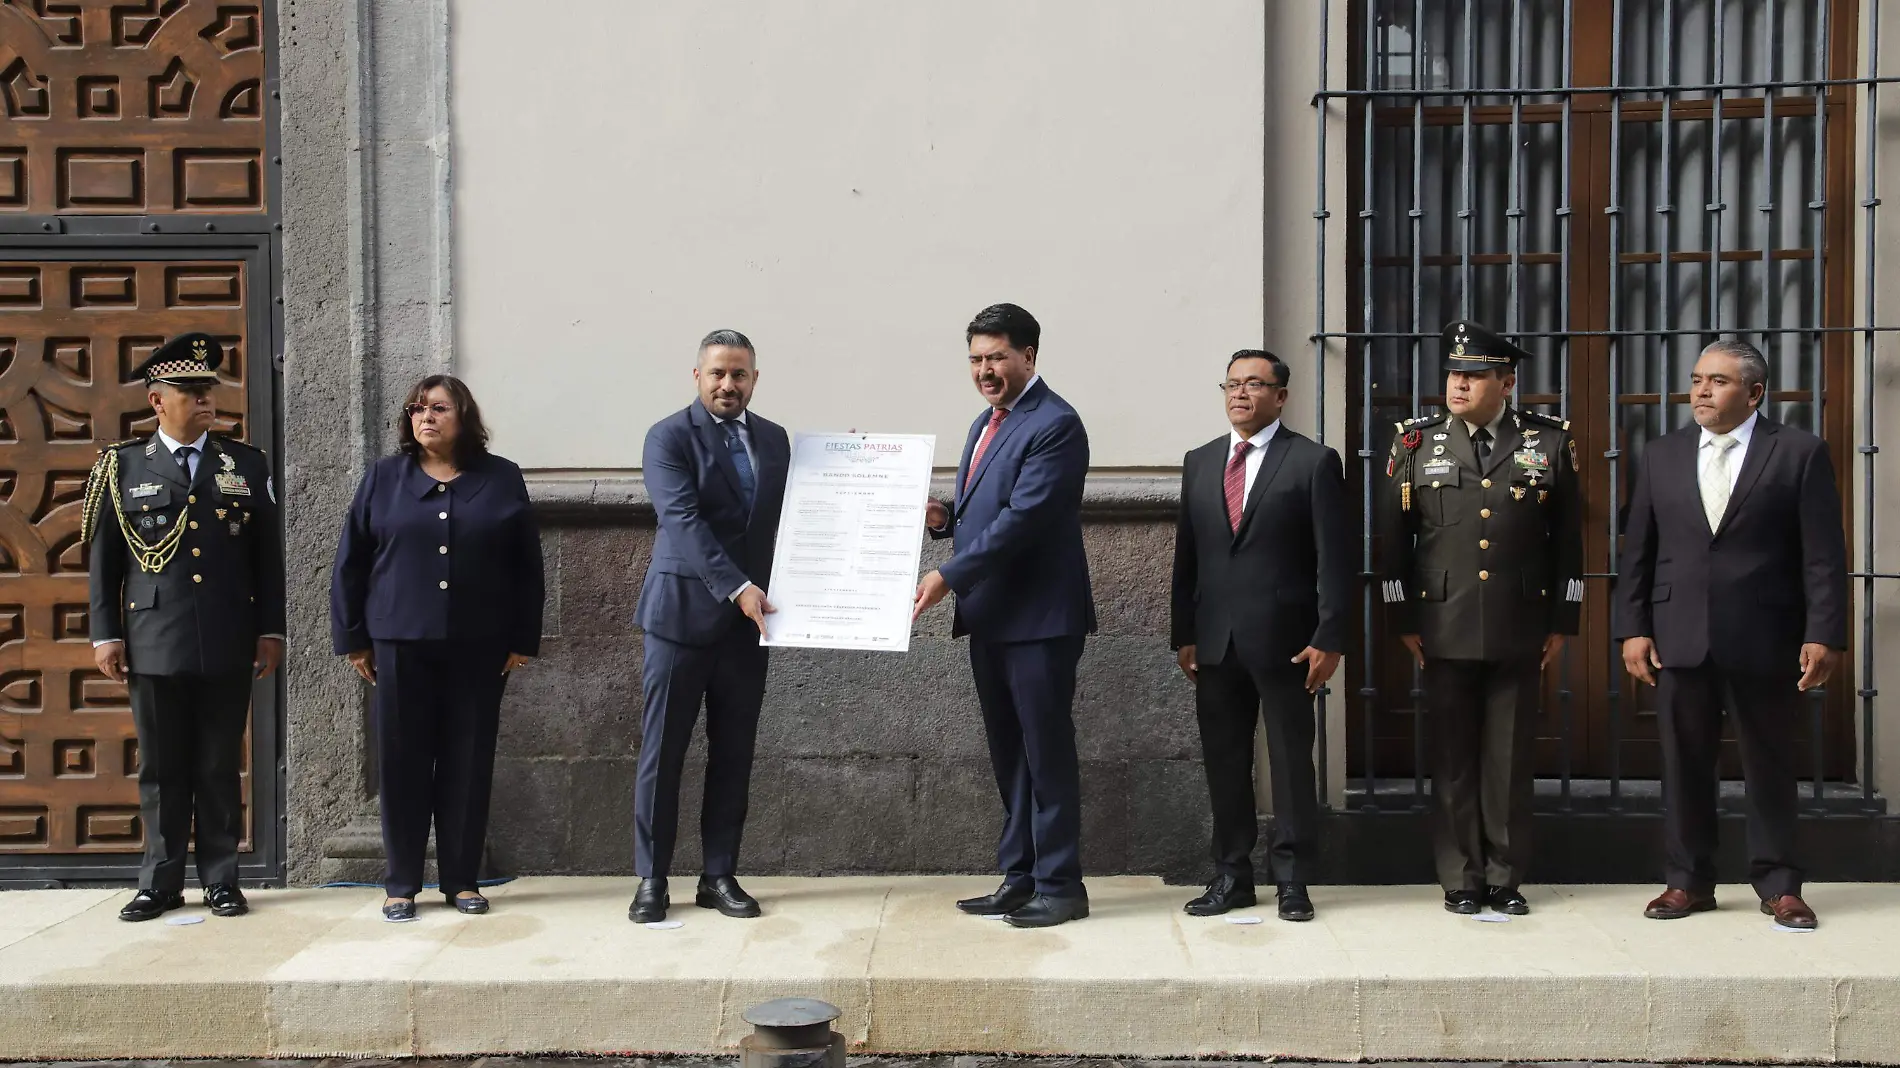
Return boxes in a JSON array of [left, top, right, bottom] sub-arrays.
[[0, 1061, 1850, 1067], [2, 877, 1897, 1062]]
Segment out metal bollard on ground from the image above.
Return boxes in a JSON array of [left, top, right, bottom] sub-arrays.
[[739, 997, 845, 1068]]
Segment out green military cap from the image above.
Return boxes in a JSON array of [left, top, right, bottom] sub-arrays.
[[1442, 319, 1532, 373]]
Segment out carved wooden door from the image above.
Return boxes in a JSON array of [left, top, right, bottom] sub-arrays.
[[0, 0, 279, 881], [0, 257, 257, 856]]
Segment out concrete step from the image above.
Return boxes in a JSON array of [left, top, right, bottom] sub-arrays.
[[1, 876, 1895, 1062]]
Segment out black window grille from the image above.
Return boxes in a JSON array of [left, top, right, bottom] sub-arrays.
[[1311, 0, 1888, 814]]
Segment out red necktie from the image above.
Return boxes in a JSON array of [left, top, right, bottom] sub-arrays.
[[1224, 440, 1253, 532], [965, 407, 1009, 490]]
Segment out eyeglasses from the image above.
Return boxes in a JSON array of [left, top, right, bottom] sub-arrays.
[[405, 403, 454, 418], [1219, 379, 1280, 395]]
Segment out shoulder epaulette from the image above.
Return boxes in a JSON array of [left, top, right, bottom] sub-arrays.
[[1402, 412, 1450, 428], [81, 444, 134, 544], [1522, 411, 1568, 431]]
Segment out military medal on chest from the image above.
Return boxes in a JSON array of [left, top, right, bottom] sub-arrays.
[[214, 450, 252, 497]]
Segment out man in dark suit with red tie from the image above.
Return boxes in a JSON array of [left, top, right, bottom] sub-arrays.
[[1616, 338, 1847, 930], [914, 303, 1096, 929], [1170, 350, 1349, 921]]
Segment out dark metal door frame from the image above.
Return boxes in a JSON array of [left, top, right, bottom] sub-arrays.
[[0, 0, 284, 886], [0, 234, 284, 888]]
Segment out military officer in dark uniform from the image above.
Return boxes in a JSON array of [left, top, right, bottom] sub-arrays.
[[84, 332, 286, 922], [1377, 320, 1583, 916]]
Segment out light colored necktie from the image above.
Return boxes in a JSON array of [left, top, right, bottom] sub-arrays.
[[1701, 434, 1738, 532]]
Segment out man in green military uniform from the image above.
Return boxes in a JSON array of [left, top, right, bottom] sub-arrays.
[[1378, 320, 1583, 916], [84, 332, 286, 922]]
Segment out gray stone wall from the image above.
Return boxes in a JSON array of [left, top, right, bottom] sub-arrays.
[[281, 0, 457, 883], [480, 494, 1208, 882]]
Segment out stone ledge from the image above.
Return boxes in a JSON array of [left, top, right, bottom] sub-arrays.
[[1, 877, 1894, 1061], [528, 471, 1180, 520]]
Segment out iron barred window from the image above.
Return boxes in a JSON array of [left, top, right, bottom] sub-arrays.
[[1314, 0, 1887, 812]]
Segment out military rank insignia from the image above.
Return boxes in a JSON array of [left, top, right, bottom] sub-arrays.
[[214, 451, 251, 496]]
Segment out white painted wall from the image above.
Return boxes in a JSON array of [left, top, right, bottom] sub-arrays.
[[450, 0, 1266, 470]]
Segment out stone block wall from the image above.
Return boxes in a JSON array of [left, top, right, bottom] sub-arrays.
[[476, 506, 1210, 882]]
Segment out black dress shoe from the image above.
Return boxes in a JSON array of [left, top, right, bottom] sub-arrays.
[[1443, 889, 1483, 915], [382, 899, 418, 923], [695, 874, 761, 918], [1003, 893, 1090, 928], [628, 877, 669, 923], [1276, 882, 1315, 922], [956, 881, 1035, 916], [204, 883, 249, 917], [1184, 874, 1257, 917], [1486, 885, 1530, 915], [450, 892, 490, 915], [119, 889, 184, 922]]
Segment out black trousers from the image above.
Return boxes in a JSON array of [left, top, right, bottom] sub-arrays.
[[634, 628, 768, 878], [128, 671, 253, 892], [970, 635, 1087, 898], [1424, 656, 1540, 893], [1194, 644, 1319, 885], [372, 639, 510, 899], [1657, 660, 1803, 899]]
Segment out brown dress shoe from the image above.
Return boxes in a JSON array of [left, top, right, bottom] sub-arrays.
[[1761, 895, 1818, 929], [1644, 887, 1717, 919]]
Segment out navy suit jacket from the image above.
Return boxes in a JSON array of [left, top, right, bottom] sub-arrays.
[[636, 402, 790, 647], [330, 451, 545, 655], [936, 378, 1096, 641]]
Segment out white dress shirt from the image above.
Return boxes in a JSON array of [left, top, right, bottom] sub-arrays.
[[155, 427, 209, 480], [1227, 419, 1281, 510], [1699, 409, 1759, 496]]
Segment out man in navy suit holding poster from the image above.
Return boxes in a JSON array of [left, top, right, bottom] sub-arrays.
[[629, 329, 790, 925], [914, 303, 1097, 929]]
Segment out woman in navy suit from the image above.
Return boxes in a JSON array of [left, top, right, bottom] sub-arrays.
[[330, 375, 544, 922]]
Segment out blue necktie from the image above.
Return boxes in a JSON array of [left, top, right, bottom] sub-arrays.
[[723, 421, 756, 512]]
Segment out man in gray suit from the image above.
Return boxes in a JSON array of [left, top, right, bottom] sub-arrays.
[[86, 332, 285, 922]]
